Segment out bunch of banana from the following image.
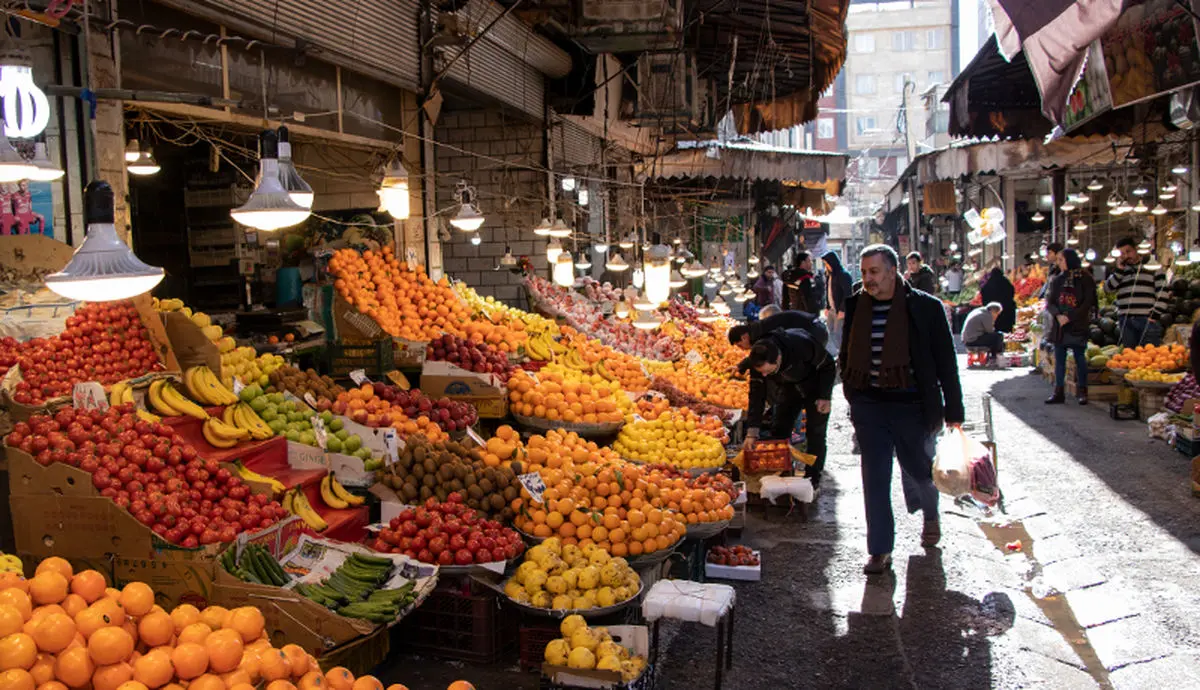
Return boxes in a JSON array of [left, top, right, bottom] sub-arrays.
[[202, 416, 248, 449], [524, 333, 553, 361], [136, 409, 162, 424], [232, 460, 286, 494], [320, 473, 366, 509], [560, 348, 590, 371], [0, 553, 22, 573], [153, 297, 187, 312], [184, 366, 238, 405], [224, 402, 274, 440], [594, 359, 616, 383], [108, 381, 135, 407], [284, 488, 328, 531], [148, 380, 210, 420]]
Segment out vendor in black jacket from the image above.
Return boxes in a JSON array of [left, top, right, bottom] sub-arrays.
[[743, 327, 837, 489], [728, 310, 827, 353]]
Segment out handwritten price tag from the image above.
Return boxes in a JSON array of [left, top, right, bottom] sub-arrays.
[[382, 428, 400, 465], [349, 369, 370, 386], [518, 472, 546, 505], [405, 247, 418, 271], [232, 378, 245, 396], [303, 392, 318, 409], [73, 382, 108, 411], [310, 416, 328, 449]]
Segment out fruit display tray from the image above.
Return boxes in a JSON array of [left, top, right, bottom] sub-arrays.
[[497, 578, 644, 619], [512, 413, 624, 438], [684, 518, 731, 540]]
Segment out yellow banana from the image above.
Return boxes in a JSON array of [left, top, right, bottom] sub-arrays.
[[329, 474, 365, 506], [183, 367, 210, 405], [122, 385, 134, 406], [236, 460, 285, 493], [136, 409, 162, 424], [291, 490, 328, 530], [148, 379, 181, 416], [223, 405, 238, 426], [202, 419, 239, 448], [282, 489, 295, 513], [320, 474, 348, 509], [207, 416, 248, 441], [162, 382, 210, 420], [234, 403, 273, 440], [199, 366, 238, 404], [109, 382, 128, 407]]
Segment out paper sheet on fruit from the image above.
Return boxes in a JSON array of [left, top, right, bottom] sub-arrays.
[[280, 534, 438, 593], [642, 579, 736, 627]]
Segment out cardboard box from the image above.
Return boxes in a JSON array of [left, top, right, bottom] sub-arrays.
[[392, 339, 428, 368], [419, 361, 508, 419], [542, 625, 651, 689], [160, 311, 223, 379], [331, 294, 385, 341], [704, 551, 762, 581]]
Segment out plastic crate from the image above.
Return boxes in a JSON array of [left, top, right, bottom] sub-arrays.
[[743, 439, 791, 473], [519, 623, 563, 671], [395, 586, 516, 663], [328, 339, 395, 378]]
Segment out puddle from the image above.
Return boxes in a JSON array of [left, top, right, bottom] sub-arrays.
[[979, 520, 1113, 689]]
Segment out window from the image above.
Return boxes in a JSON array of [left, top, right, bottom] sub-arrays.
[[893, 31, 916, 51], [863, 158, 881, 177], [927, 28, 946, 50], [816, 118, 834, 139], [928, 70, 946, 85], [855, 74, 877, 94], [852, 33, 876, 53], [856, 116, 877, 135], [894, 72, 913, 93]]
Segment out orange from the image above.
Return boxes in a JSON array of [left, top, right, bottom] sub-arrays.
[[220, 670, 251, 688], [26, 576, 66, 608], [170, 643, 208, 680], [257, 649, 290, 682], [187, 675, 224, 690], [73, 608, 113, 640], [116, 683, 149, 690], [132, 649, 173, 689], [236, 650, 261, 683], [91, 663, 133, 690], [279, 645, 307, 677], [68, 571, 105, 606], [0, 633, 36, 671], [297, 671, 325, 690], [0, 669, 34, 690], [27, 655, 52, 685], [385, 686, 410, 690], [37, 681, 67, 690], [447, 682, 475, 690], [0, 579, 26, 596], [168, 605, 200, 635], [88, 626, 134, 666], [33, 560, 71, 582], [30, 614, 74, 654], [58, 595, 86, 620], [0, 609, 21, 640], [229, 684, 256, 690], [117, 585, 153, 618], [225, 608, 264, 644], [89, 600, 126, 629], [324, 667, 353, 690], [198, 607, 228, 632], [349, 677, 381, 690], [53, 646, 93, 689], [266, 682, 297, 690], [0, 594, 31, 623], [177, 623, 212, 646], [204, 629, 243, 673], [136, 612, 173, 649]]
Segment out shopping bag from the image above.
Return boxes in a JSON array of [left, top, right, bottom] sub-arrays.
[[933, 428, 999, 505]]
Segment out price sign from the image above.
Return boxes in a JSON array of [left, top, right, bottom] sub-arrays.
[[685, 350, 703, 365], [349, 369, 370, 386], [232, 378, 245, 396], [518, 472, 546, 505], [382, 428, 400, 465], [303, 392, 318, 409], [310, 416, 328, 449], [633, 414, 646, 423], [465, 427, 485, 447], [405, 247, 418, 271], [73, 382, 108, 411]]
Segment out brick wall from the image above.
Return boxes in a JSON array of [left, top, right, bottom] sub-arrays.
[[435, 109, 548, 305]]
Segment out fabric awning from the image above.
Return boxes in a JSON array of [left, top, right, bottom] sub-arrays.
[[636, 141, 847, 196]]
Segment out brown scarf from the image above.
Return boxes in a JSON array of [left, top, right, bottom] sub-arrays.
[[843, 275, 913, 390]]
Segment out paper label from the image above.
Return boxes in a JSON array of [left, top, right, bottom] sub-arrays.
[[382, 428, 400, 465], [311, 416, 328, 449], [633, 414, 646, 423], [465, 427, 486, 447], [405, 247, 418, 271], [518, 472, 546, 505], [74, 382, 108, 411], [349, 369, 370, 386], [232, 378, 245, 396], [685, 350, 703, 365], [303, 392, 318, 409]]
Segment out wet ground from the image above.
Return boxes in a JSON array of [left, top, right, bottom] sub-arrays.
[[376, 361, 1200, 689]]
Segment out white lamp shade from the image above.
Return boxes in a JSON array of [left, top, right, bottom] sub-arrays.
[[668, 269, 687, 288], [533, 218, 553, 236], [546, 239, 564, 263], [276, 139, 313, 209], [231, 133, 310, 231], [0, 129, 35, 182], [45, 181, 164, 301], [450, 203, 485, 231], [681, 260, 707, 278], [26, 142, 63, 181], [605, 252, 630, 272], [553, 252, 574, 286], [377, 182, 410, 220], [632, 267, 645, 288], [548, 218, 572, 238], [126, 150, 161, 176]]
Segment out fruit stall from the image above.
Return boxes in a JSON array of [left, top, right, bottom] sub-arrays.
[[0, 234, 782, 689]]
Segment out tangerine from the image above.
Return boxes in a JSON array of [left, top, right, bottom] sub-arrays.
[[0, 609, 21, 639], [33, 560, 72, 582], [116, 683, 149, 690], [168, 605, 200, 635], [136, 612, 173, 649], [225, 608, 264, 643], [0, 669, 34, 690], [170, 643, 208, 680], [324, 667, 353, 690], [279, 645, 307, 677], [266, 682, 297, 690], [0, 593, 31, 623], [53, 647, 92, 688], [87, 627, 134, 666], [0, 579, 26, 596], [27, 655, 52, 686], [27, 575, 68, 607], [205, 629, 243, 673], [177, 623, 212, 646], [117, 584, 153, 618], [350, 677, 381, 690], [198, 607, 228, 631], [297, 671, 325, 690], [91, 662, 133, 690], [187, 674, 224, 690], [30, 614, 74, 654], [37, 681, 67, 690], [257, 650, 290, 682], [132, 649, 173, 689], [0, 633, 36, 671]]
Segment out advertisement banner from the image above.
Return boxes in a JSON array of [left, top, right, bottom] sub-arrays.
[[1063, 41, 1114, 132], [1102, 0, 1200, 108]]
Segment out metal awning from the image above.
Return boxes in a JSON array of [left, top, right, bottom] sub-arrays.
[[636, 141, 847, 195], [944, 36, 1050, 140]]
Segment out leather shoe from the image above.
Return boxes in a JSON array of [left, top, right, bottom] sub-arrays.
[[863, 554, 892, 575]]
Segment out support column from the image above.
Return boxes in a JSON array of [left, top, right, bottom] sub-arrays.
[[1051, 170, 1067, 245], [1003, 176, 1016, 271]]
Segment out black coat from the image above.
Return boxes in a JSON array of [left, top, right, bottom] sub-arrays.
[[840, 283, 965, 430], [823, 252, 853, 314], [783, 268, 819, 313], [980, 268, 1017, 331], [745, 328, 837, 435], [1045, 270, 1097, 344], [909, 265, 937, 294]]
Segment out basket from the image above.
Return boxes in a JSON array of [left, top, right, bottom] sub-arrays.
[[393, 586, 516, 663], [743, 440, 792, 473], [328, 339, 395, 378]]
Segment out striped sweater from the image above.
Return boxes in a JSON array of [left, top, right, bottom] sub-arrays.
[[1103, 264, 1167, 319]]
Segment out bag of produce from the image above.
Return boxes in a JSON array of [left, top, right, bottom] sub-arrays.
[[933, 428, 999, 505]]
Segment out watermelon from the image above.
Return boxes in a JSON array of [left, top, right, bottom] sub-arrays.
[[1174, 279, 1191, 295], [1089, 326, 1105, 344], [1099, 317, 1117, 335], [1189, 279, 1200, 298]]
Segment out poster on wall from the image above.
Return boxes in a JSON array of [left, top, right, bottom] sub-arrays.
[[1101, 0, 1200, 108], [0, 181, 52, 236]]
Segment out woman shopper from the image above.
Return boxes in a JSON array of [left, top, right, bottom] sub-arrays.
[[823, 251, 853, 355], [1045, 248, 1097, 405], [980, 265, 1017, 332]]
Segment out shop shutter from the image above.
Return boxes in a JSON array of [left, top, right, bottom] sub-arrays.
[[554, 120, 603, 168]]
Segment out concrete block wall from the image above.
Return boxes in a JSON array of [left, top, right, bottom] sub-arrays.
[[435, 109, 547, 305]]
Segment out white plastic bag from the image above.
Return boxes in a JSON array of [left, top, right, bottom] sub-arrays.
[[933, 428, 986, 498]]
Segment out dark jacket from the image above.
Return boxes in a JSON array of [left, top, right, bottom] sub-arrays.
[[737, 311, 827, 374], [1045, 270, 1097, 344], [823, 251, 852, 314], [745, 328, 837, 436], [783, 267, 819, 313], [840, 282, 965, 430], [1038, 265, 1061, 299], [980, 268, 1017, 331], [909, 265, 937, 294]]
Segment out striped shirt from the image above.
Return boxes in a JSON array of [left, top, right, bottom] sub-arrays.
[[869, 301, 890, 386], [1104, 264, 1167, 318]]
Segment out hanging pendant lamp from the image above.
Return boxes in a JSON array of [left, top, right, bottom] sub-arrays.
[[376, 159, 410, 220], [26, 142, 63, 181], [45, 181, 164, 301], [276, 127, 313, 209], [230, 130, 311, 231], [449, 180, 484, 232], [126, 148, 161, 176]]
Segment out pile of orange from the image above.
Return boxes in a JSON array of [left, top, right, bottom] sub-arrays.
[[561, 329, 650, 392], [642, 469, 736, 525], [334, 386, 447, 442], [0, 558, 432, 690], [655, 366, 748, 410], [481, 425, 524, 468], [512, 462, 685, 558], [634, 397, 671, 420], [506, 371, 626, 424], [682, 335, 745, 373], [1105, 343, 1189, 372]]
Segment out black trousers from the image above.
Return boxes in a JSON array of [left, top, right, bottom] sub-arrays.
[[966, 331, 1004, 355], [770, 393, 830, 482]]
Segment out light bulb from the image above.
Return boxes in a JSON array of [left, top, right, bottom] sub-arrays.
[[1163, 181, 1178, 193], [632, 267, 645, 288], [126, 150, 161, 176], [533, 218, 553, 236], [450, 203, 485, 231], [1073, 220, 1087, 231], [718, 282, 733, 296], [1146, 259, 1163, 270], [1134, 201, 1149, 214], [681, 260, 707, 278], [0, 62, 49, 139], [577, 189, 589, 206], [618, 234, 636, 249], [1030, 212, 1044, 223], [1087, 178, 1103, 191], [594, 242, 609, 254], [561, 176, 576, 192], [1104, 256, 1116, 264], [1133, 185, 1149, 196], [1060, 201, 1076, 212], [605, 252, 630, 272], [614, 301, 630, 318], [376, 160, 410, 220], [26, 142, 63, 181], [1160, 191, 1176, 200], [546, 239, 564, 263], [1173, 164, 1189, 175], [552, 252, 574, 286], [1085, 249, 1096, 261], [1066, 237, 1079, 246], [949, 242, 959, 251], [748, 255, 760, 265], [470, 234, 481, 246], [230, 130, 310, 231], [575, 255, 592, 270], [548, 218, 572, 238], [1107, 193, 1120, 208], [1111, 248, 1123, 257], [124, 140, 141, 163], [1151, 203, 1168, 215], [747, 267, 760, 279]]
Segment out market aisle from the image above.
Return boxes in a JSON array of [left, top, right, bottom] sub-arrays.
[[658, 361, 1200, 689]]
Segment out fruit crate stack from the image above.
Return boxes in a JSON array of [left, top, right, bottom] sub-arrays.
[[328, 338, 395, 378], [394, 581, 518, 663], [1138, 389, 1168, 421]]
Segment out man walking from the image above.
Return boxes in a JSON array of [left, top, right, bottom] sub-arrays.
[[905, 252, 937, 294], [1105, 237, 1167, 347], [841, 245, 964, 574], [783, 251, 820, 313]]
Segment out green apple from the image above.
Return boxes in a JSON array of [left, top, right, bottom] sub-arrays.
[[249, 396, 268, 413], [320, 410, 334, 424], [343, 435, 363, 453], [326, 436, 344, 453], [299, 431, 316, 446], [335, 429, 350, 442], [285, 429, 301, 442], [268, 419, 286, 433], [353, 447, 371, 460], [329, 418, 344, 432]]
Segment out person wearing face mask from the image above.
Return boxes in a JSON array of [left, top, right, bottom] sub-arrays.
[[841, 244, 964, 575], [742, 324, 837, 491]]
